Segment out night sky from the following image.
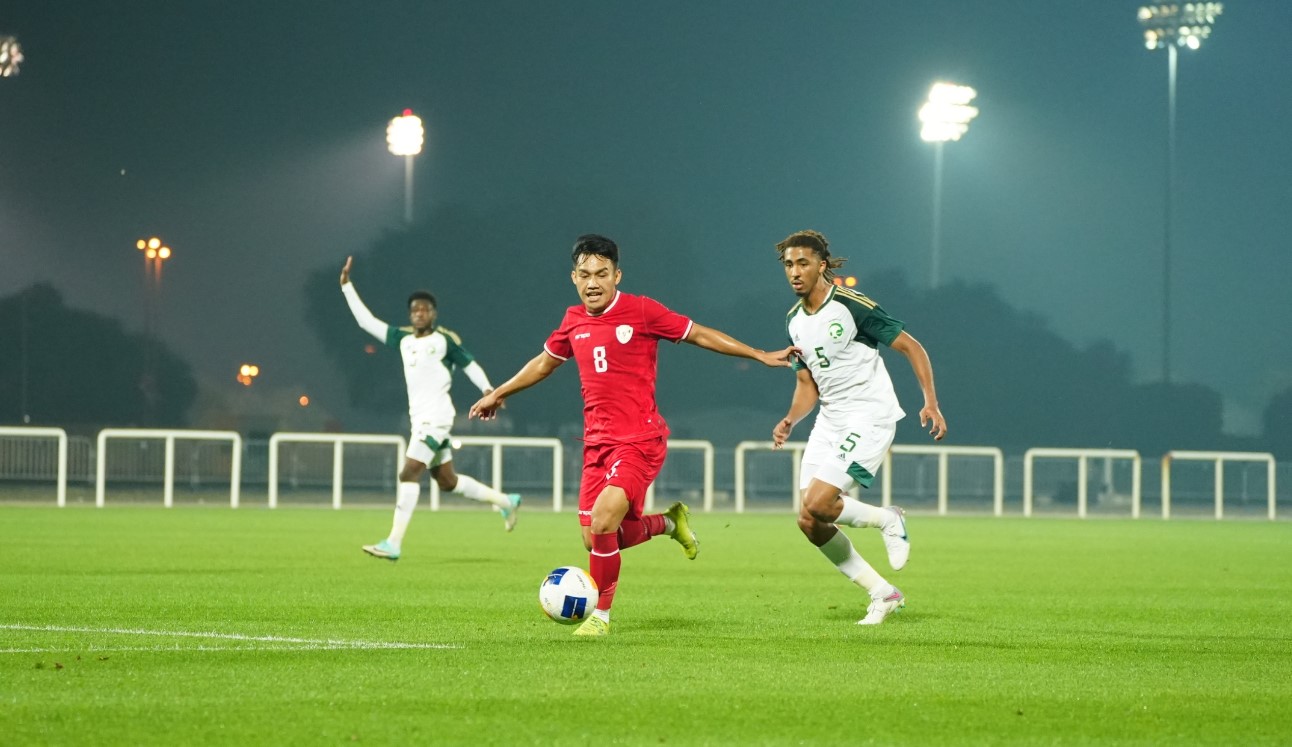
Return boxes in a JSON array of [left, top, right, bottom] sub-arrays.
[[3, 1, 1289, 435]]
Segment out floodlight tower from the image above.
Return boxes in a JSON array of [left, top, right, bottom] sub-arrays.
[[386, 110, 425, 225], [1138, 3, 1222, 383], [919, 82, 979, 289]]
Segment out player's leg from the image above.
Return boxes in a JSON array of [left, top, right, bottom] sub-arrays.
[[799, 488, 905, 626], [609, 438, 695, 557], [573, 441, 656, 636], [811, 420, 909, 570], [429, 442, 522, 531], [362, 452, 427, 560], [800, 424, 904, 625]]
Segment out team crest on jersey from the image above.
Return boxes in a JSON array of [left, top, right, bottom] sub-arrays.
[[829, 321, 844, 340], [616, 325, 634, 344]]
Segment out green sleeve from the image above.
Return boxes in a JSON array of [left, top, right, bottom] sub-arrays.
[[857, 304, 904, 347], [441, 327, 475, 369], [385, 326, 411, 349]]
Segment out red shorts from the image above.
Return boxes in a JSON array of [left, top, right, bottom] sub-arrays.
[[577, 438, 667, 526]]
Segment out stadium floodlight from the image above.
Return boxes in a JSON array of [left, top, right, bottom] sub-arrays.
[[386, 109, 425, 225], [0, 36, 22, 77], [1137, 3, 1221, 383], [918, 82, 979, 288]]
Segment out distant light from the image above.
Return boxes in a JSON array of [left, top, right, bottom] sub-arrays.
[[844, 276, 857, 288], [237, 363, 260, 387], [298, 395, 310, 407], [387, 112, 424, 156], [145, 248, 158, 259], [364, 343, 377, 354], [0, 36, 23, 78], [136, 239, 146, 250], [1138, 3, 1222, 50], [147, 237, 161, 250], [919, 82, 979, 143], [158, 246, 171, 260]]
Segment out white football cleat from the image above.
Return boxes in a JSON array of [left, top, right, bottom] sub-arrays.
[[880, 506, 910, 571], [858, 586, 905, 626]]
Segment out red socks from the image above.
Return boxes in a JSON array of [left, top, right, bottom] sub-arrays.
[[589, 532, 621, 611], [617, 514, 667, 549]]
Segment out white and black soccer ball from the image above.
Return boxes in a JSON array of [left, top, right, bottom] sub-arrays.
[[538, 566, 598, 625]]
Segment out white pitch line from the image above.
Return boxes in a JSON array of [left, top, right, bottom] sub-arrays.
[[0, 624, 460, 650]]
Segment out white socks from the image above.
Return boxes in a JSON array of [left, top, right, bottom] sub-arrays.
[[451, 474, 511, 509], [818, 529, 889, 597], [836, 497, 886, 528], [388, 481, 420, 547]]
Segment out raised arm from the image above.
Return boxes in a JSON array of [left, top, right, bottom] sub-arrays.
[[773, 367, 820, 448], [339, 256, 389, 341], [888, 330, 947, 441], [468, 351, 565, 420], [683, 322, 799, 368]]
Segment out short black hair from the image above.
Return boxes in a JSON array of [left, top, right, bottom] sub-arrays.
[[571, 234, 619, 268], [407, 290, 437, 309]]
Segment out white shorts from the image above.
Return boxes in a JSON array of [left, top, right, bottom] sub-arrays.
[[799, 417, 896, 493], [407, 422, 454, 468]]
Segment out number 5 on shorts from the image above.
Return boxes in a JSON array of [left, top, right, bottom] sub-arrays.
[[841, 432, 861, 452]]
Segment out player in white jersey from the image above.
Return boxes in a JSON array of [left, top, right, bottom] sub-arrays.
[[770, 230, 947, 626], [340, 256, 521, 561]]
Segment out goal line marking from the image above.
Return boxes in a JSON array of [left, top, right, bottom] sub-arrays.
[[0, 623, 461, 650]]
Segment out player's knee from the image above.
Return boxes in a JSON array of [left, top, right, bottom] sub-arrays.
[[801, 495, 837, 524], [796, 512, 817, 537], [434, 474, 456, 491], [398, 466, 421, 482]]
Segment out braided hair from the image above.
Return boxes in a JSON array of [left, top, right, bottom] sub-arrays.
[[775, 230, 846, 281]]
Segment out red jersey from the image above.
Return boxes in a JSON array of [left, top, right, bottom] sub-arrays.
[[544, 291, 693, 445]]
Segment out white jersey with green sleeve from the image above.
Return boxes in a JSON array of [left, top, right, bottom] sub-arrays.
[[342, 282, 491, 425], [786, 285, 906, 423]]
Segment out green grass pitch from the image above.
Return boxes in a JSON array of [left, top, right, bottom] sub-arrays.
[[2, 506, 1290, 745]]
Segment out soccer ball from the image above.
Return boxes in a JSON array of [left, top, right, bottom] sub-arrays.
[[538, 566, 598, 625]]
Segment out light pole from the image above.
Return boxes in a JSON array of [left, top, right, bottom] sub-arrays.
[[1138, 3, 1222, 383], [919, 82, 979, 289], [386, 110, 425, 225], [135, 237, 172, 421]]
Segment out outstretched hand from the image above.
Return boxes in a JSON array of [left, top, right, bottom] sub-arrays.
[[339, 256, 353, 286], [469, 391, 505, 421], [758, 346, 801, 368]]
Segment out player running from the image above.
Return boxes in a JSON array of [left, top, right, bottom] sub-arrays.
[[470, 234, 797, 636], [340, 256, 521, 561], [771, 230, 947, 626]]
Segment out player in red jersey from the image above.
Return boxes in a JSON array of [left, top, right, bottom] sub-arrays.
[[470, 234, 797, 636]]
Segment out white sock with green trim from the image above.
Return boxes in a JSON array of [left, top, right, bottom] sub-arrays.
[[837, 497, 885, 528], [451, 474, 511, 509], [388, 481, 420, 548], [819, 529, 889, 597]]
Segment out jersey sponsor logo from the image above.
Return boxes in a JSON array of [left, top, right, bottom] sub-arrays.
[[575, 332, 591, 340], [616, 325, 634, 344], [829, 321, 844, 340]]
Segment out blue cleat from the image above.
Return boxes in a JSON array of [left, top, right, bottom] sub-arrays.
[[362, 539, 400, 561]]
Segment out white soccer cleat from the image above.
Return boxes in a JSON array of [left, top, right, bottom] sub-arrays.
[[858, 586, 905, 626], [880, 506, 910, 571]]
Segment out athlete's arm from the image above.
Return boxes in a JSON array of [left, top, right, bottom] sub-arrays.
[[773, 367, 820, 448], [339, 256, 388, 341], [468, 351, 564, 420], [683, 323, 799, 368], [889, 330, 947, 440], [461, 361, 493, 395]]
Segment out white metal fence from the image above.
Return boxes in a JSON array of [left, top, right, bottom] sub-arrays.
[[0, 426, 1284, 520]]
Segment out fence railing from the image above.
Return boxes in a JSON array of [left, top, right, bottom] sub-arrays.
[[0, 426, 1285, 520], [1162, 450, 1277, 520], [95, 429, 242, 508]]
